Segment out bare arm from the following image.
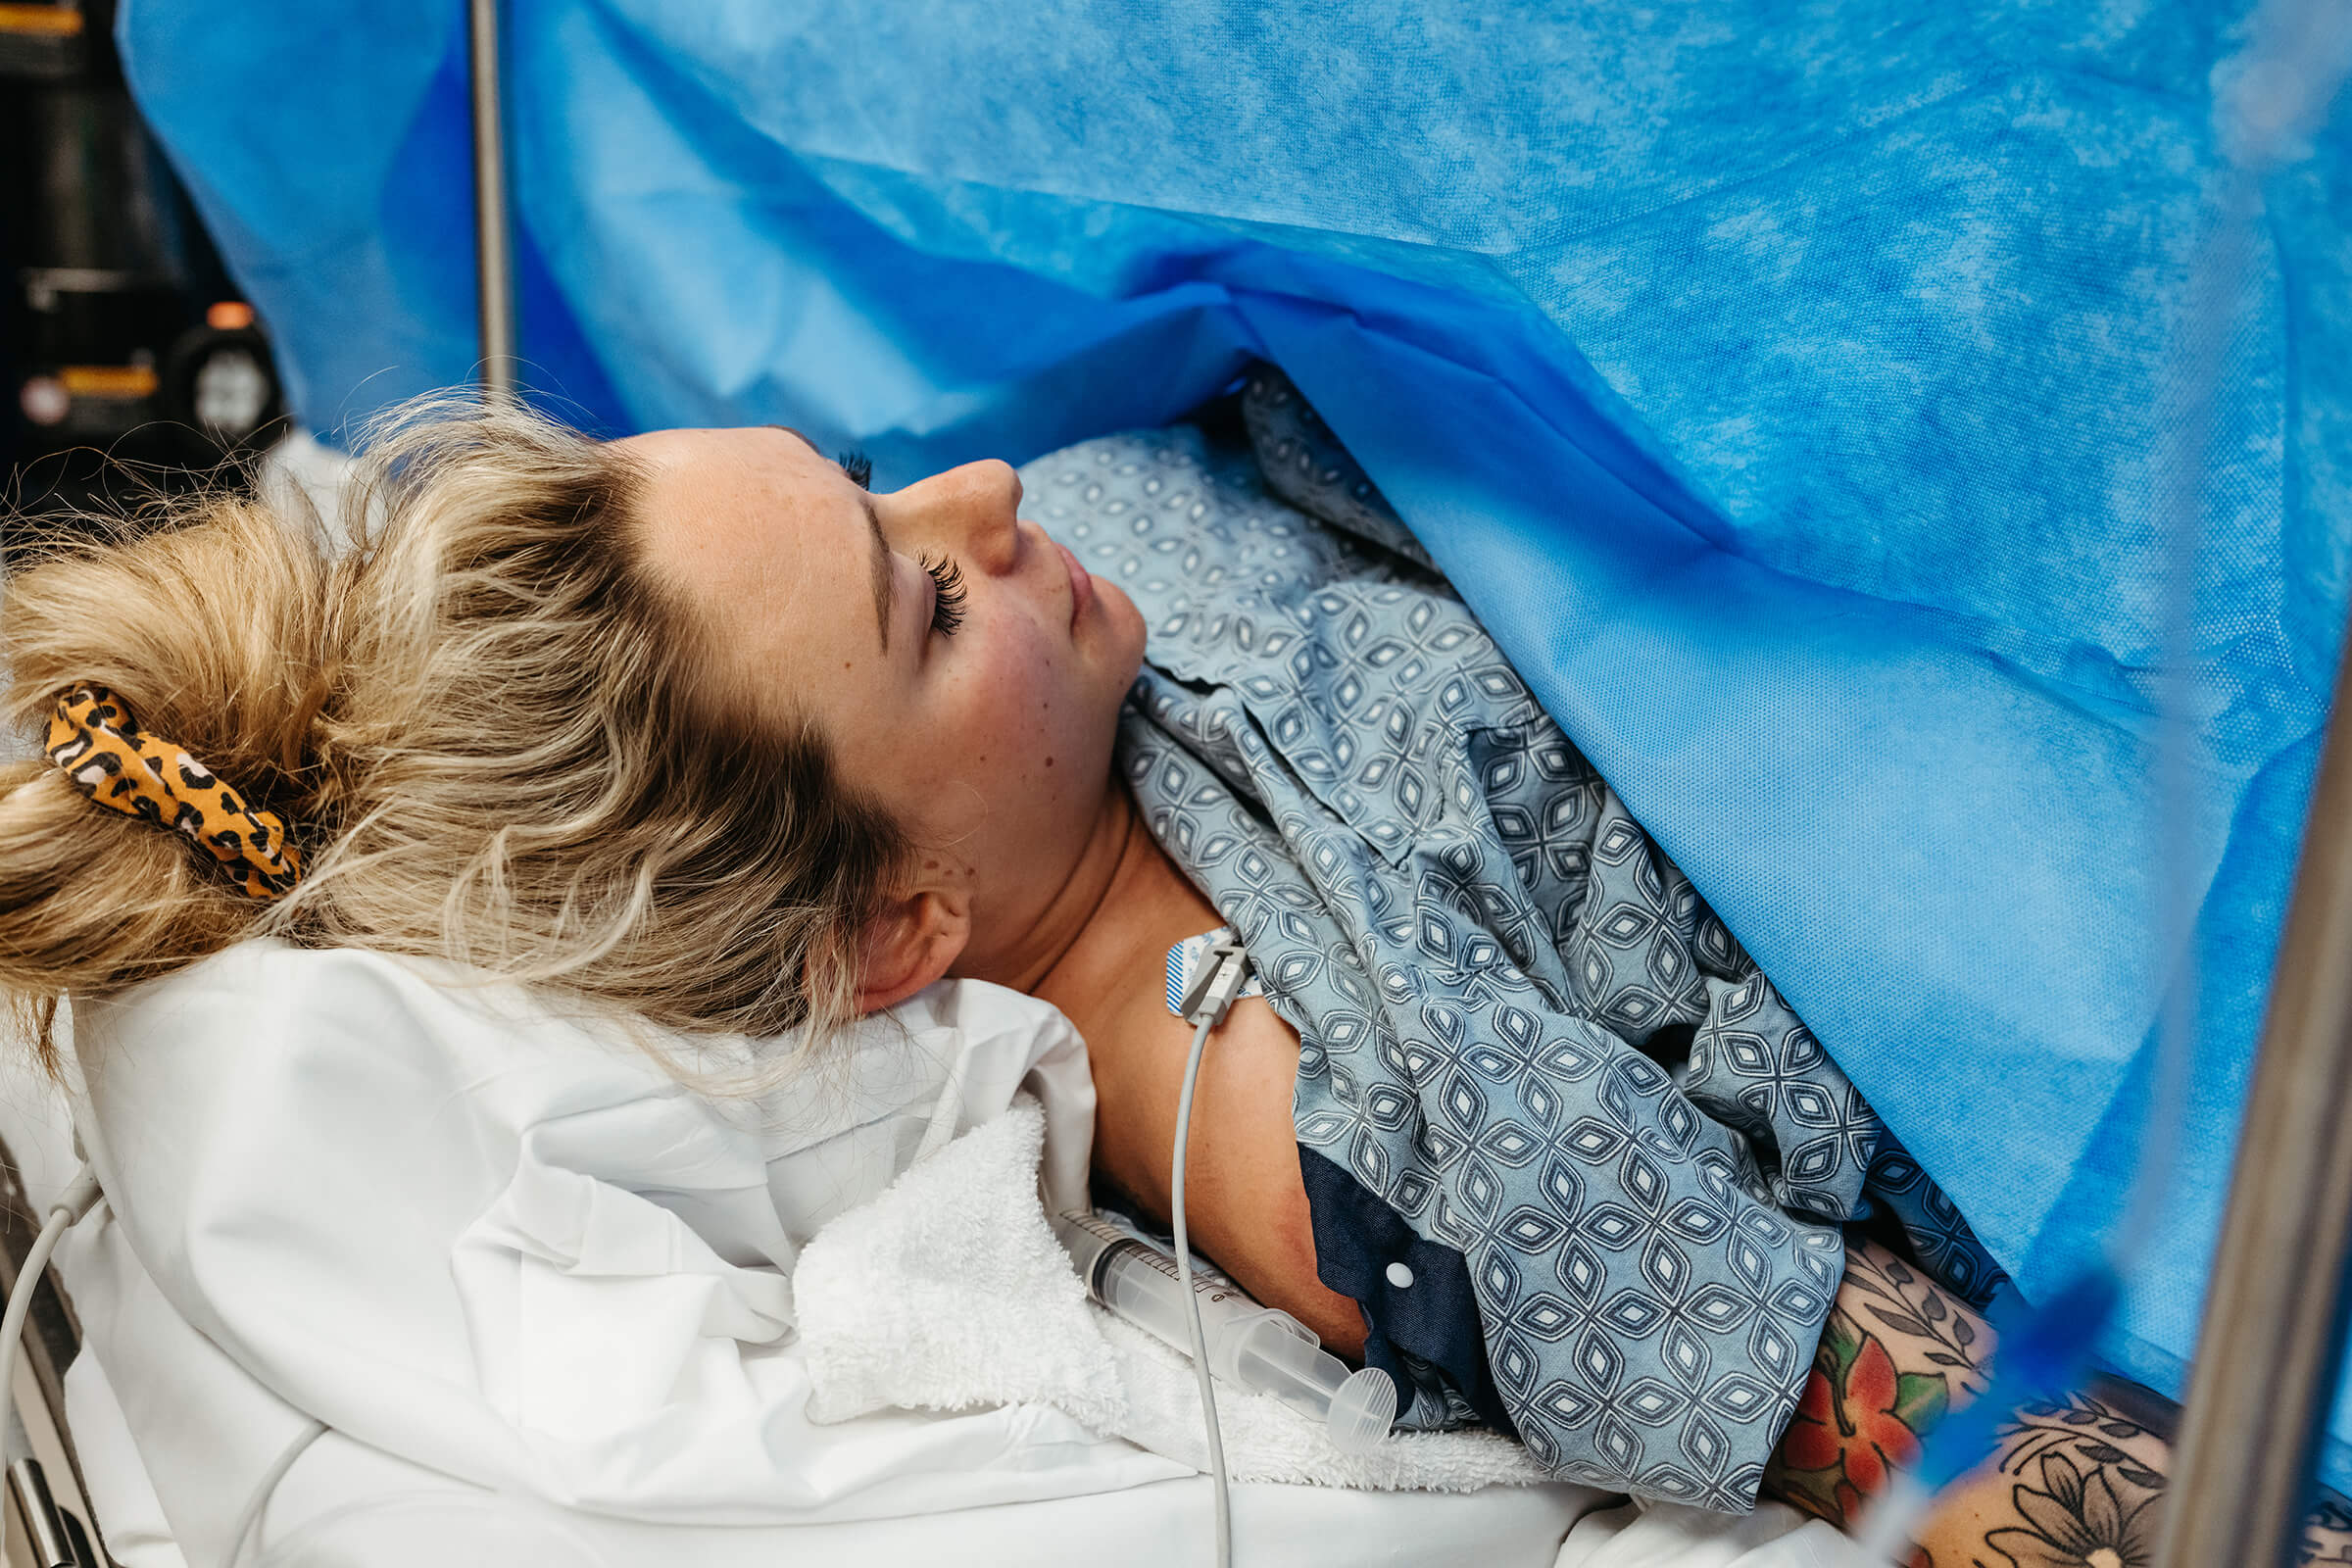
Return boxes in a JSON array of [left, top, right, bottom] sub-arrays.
[[1084, 988, 1369, 1359], [1765, 1240, 2352, 1565]]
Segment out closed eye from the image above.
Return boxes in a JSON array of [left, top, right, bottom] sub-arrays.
[[837, 450, 873, 490], [923, 553, 965, 638]]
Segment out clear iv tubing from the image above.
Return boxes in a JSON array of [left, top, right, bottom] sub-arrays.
[[1854, 5, 2352, 1556]]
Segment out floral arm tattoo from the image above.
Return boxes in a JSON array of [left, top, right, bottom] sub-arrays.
[[1763, 1239, 1995, 1529], [1763, 1240, 2352, 1567], [1970, 1394, 2352, 1567]]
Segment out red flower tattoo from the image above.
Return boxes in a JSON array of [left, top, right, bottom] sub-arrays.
[[1783, 1364, 1846, 1472], [1782, 1326, 1950, 1496]]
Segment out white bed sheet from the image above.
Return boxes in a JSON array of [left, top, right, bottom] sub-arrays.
[[0, 956, 1841, 1568], [69, 1328, 1849, 1568], [63, 1337, 1599, 1568]]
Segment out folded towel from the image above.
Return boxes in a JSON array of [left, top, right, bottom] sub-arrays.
[[794, 1098, 1547, 1492], [795, 1096, 1127, 1433]]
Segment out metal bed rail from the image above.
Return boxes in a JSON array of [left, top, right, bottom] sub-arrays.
[[0, 1134, 107, 1567]]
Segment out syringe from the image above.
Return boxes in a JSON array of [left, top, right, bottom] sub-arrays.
[[1054, 1208, 1396, 1452]]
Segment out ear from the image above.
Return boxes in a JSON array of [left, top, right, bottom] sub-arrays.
[[853, 886, 972, 1015]]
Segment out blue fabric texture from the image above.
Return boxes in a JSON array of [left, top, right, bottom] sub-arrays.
[[1033, 400, 1998, 1505], [120, 0, 2352, 1482]]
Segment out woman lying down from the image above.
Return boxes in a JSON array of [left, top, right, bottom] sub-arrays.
[[0, 366, 2342, 1564]]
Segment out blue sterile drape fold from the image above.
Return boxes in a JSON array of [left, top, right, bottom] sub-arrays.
[[120, 0, 2352, 1481]]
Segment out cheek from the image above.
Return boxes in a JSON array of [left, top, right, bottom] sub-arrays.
[[976, 635, 1093, 775], [926, 630, 1104, 823]]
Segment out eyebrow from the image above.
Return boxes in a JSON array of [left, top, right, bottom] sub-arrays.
[[769, 425, 895, 653], [863, 495, 894, 652]]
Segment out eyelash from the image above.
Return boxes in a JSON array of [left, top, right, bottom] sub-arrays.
[[922, 553, 966, 638], [836, 447, 958, 640]]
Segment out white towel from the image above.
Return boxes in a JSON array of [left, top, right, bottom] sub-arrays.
[[794, 1098, 1548, 1492], [795, 1097, 1127, 1433]]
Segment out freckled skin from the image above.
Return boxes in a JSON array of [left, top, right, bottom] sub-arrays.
[[624, 423, 1365, 1358], [621, 424, 1149, 991]]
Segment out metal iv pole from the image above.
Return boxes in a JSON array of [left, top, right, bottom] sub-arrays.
[[2153, 643, 2352, 1566], [468, 0, 515, 400]]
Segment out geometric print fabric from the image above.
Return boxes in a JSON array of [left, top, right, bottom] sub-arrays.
[[1021, 378, 2002, 1509]]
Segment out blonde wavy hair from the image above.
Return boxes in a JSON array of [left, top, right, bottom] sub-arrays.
[[0, 396, 909, 1079]]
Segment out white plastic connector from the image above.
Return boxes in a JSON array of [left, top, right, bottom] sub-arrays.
[[46, 1165, 101, 1230], [1179, 939, 1250, 1028]]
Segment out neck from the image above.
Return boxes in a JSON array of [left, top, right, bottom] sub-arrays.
[[1031, 784, 1217, 1038], [958, 776, 1217, 1040], [963, 775, 1209, 1045], [960, 778, 1142, 998]]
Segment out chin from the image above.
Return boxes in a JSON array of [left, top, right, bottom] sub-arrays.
[[1100, 583, 1149, 673]]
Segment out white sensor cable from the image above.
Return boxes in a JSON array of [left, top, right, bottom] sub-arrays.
[[0, 1160, 103, 1469], [1173, 939, 1253, 1568]]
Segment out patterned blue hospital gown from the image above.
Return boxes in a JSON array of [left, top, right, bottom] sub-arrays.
[[1023, 370, 2001, 1510]]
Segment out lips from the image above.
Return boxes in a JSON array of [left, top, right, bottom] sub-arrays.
[[1053, 538, 1093, 627]]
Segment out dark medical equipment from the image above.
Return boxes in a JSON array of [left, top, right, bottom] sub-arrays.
[[2, 0, 284, 527]]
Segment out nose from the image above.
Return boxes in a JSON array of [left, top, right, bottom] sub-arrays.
[[896, 459, 1023, 572]]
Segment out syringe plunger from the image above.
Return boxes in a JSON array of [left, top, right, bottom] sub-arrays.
[[1058, 1210, 1397, 1453]]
